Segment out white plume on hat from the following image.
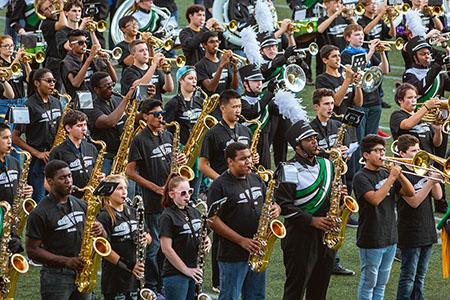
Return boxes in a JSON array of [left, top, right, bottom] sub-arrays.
[[405, 10, 426, 38], [241, 26, 265, 65], [274, 90, 309, 124], [255, 0, 275, 33]]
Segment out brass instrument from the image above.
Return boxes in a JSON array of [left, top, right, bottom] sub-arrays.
[[75, 185, 112, 293], [423, 5, 444, 17], [278, 20, 315, 33], [193, 201, 212, 300], [0, 63, 22, 81], [430, 32, 450, 47], [277, 64, 306, 93], [145, 35, 175, 52], [11, 148, 36, 236], [111, 97, 139, 175], [51, 91, 72, 149], [342, 3, 365, 18], [382, 4, 410, 24], [22, 51, 46, 64], [34, 0, 65, 20], [84, 47, 123, 60], [323, 121, 359, 250], [162, 121, 195, 181], [84, 135, 106, 196], [216, 48, 247, 65], [416, 98, 450, 125], [363, 37, 405, 51], [85, 20, 108, 32], [357, 66, 383, 93], [248, 172, 286, 272], [140, 288, 157, 300], [0, 201, 29, 299], [279, 43, 319, 58], [212, 19, 238, 32], [150, 55, 186, 68], [182, 88, 220, 168]]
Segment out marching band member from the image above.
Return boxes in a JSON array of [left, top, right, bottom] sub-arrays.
[[120, 40, 173, 101], [353, 134, 414, 300], [116, 16, 140, 74], [48, 110, 99, 198], [207, 141, 280, 300], [97, 174, 152, 300], [316, 44, 363, 115], [12, 68, 62, 202], [126, 99, 186, 297], [131, 0, 163, 35], [61, 29, 117, 101], [274, 120, 337, 300], [83, 71, 134, 175], [394, 134, 442, 300], [25, 159, 105, 300], [357, 0, 395, 44], [160, 174, 211, 300], [411, 0, 443, 31]]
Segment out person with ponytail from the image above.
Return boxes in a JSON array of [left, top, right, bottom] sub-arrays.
[[159, 173, 211, 300], [97, 174, 152, 300]]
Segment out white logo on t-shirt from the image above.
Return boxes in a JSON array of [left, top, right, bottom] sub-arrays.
[[55, 211, 84, 232]]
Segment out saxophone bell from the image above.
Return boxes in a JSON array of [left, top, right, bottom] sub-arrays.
[[140, 288, 157, 300]]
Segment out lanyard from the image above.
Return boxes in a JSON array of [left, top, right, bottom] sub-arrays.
[[219, 121, 239, 143]]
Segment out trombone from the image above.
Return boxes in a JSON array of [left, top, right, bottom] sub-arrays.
[[278, 21, 315, 33], [0, 63, 22, 81], [216, 49, 248, 65], [84, 47, 123, 60], [85, 20, 108, 33]]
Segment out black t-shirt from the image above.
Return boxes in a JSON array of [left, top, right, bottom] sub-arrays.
[[83, 95, 126, 155], [15, 94, 62, 152], [179, 27, 208, 66], [357, 15, 390, 41], [195, 56, 233, 96], [207, 171, 266, 262], [41, 19, 58, 59], [309, 117, 357, 150], [26, 194, 86, 261], [159, 205, 201, 277], [164, 94, 203, 145], [128, 127, 172, 213], [116, 40, 131, 74], [97, 206, 140, 293], [0, 155, 21, 206], [120, 65, 165, 101], [0, 57, 26, 99], [49, 139, 98, 195], [315, 72, 355, 115], [317, 15, 350, 51], [200, 121, 252, 175], [353, 168, 401, 248], [389, 110, 435, 154], [397, 169, 437, 249]]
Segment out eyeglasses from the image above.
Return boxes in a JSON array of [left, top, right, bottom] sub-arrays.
[[371, 147, 386, 153], [174, 188, 194, 197], [40, 78, 56, 84], [148, 110, 165, 117], [70, 40, 87, 46], [125, 22, 139, 28], [1, 44, 14, 49], [99, 82, 116, 89]]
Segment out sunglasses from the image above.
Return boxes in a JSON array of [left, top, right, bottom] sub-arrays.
[[148, 110, 165, 117], [70, 40, 87, 46], [40, 78, 56, 84], [174, 188, 194, 197]]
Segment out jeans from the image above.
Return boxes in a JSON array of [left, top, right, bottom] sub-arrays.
[[358, 244, 397, 300], [218, 261, 266, 300], [29, 156, 46, 202], [145, 212, 162, 291], [162, 275, 195, 300], [103, 292, 138, 300], [396, 246, 433, 300], [355, 105, 382, 140], [102, 157, 113, 175], [40, 267, 92, 300]]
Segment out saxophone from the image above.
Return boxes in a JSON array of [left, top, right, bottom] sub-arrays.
[[163, 121, 195, 181], [193, 201, 212, 300], [11, 148, 36, 236], [111, 98, 139, 175], [51, 91, 72, 149], [0, 201, 29, 300], [75, 186, 112, 293], [248, 172, 286, 272], [322, 118, 359, 250], [84, 135, 107, 192], [134, 195, 156, 300], [182, 88, 220, 168]]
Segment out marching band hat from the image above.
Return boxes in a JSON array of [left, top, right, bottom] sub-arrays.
[[257, 32, 278, 48], [239, 64, 265, 81], [286, 119, 318, 148], [407, 37, 431, 54]]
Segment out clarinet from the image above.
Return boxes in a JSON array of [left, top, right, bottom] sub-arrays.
[[194, 201, 212, 300], [134, 196, 156, 300]]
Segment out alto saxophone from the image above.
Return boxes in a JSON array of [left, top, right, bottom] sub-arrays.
[[248, 172, 286, 272], [134, 195, 156, 300], [11, 148, 36, 236], [322, 117, 359, 250], [193, 201, 212, 300], [0, 201, 29, 300], [163, 121, 195, 181], [182, 88, 220, 168], [51, 91, 72, 149], [75, 186, 112, 293]]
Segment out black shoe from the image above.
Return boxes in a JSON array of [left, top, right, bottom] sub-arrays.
[[381, 101, 392, 108], [394, 248, 401, 262], [346, 215, 358, 228], [332, 263, 355, 276], [435, 199, 448, 213]]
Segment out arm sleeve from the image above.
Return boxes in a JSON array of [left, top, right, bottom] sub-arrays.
[[353, 172, 375, 204], [120, 68, 139, 95], [96, 211, 113, 237], [25, 211, 45, 240], [159, 213, 174, 238], [200, 130, 214, 158], [164, 98, 178, 124], [128, 138, 143, 163]]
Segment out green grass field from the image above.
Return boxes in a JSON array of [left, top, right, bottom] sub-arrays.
[[6, 0, 450, 299]]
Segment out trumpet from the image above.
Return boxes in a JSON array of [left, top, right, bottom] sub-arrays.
[[423, 5, 444, 17], [429, 32, 450, 47], [216, 48, 247, 65], [85, 20, 108, 33], [382, 3, 410, 24], [84, 47, 123, 60], [276, 43, 319, 59], [21, 50, 46, 64], [34, 0, 66, 20], [146, 36, 174, 51], [150, 55, 186, 68], [363, 37, 405, 51], [0, 63, 22, 81], [278, 21, 315, 33], [342, 3, 365, 18], [212, 19, 238, 32]]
